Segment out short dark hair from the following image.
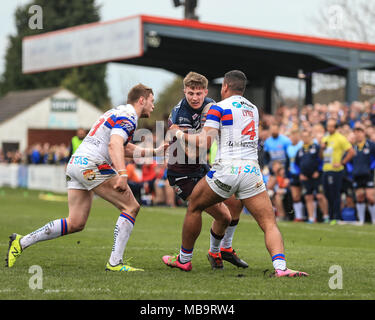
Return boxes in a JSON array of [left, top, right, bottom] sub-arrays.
[[223, 70, 247, 94], [127, 83, 153, 104]]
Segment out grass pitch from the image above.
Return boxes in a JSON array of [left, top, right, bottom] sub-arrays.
[[0, 187, 374, 300]]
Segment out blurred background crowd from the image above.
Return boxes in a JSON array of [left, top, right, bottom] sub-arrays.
[[0, 143, 71, 165]]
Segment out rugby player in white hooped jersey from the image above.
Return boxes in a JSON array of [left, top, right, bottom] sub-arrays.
[[6, 84, 168, 272], [163, 71, 308, 277]]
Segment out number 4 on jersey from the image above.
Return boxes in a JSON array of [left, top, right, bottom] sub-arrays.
[[242, 120, 256, 140]]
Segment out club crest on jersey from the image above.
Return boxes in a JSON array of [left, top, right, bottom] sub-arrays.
[[83, 169, 96, 181], [255, 180, 264, 188], [179, 117, 191, 124]]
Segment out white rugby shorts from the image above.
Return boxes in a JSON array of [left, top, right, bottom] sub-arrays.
[[205, 159, 266, 199], [66, 155, 117, 190]]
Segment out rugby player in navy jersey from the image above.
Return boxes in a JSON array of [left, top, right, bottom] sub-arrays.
[[166, 72, 248, 269], [286, 129, 304, 222], [295, 129, 329, 223], [350, 124, 375, 224]]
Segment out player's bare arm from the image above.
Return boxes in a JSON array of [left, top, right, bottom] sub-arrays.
[[108, 134, 128, 192], [125, 142, 169, 158], [171, 124, 218, 151]]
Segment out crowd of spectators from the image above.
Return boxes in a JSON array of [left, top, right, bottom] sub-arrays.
[[0, 143, 70, 165], [1, 99, 375, 221], [258, 99, 375, 225]]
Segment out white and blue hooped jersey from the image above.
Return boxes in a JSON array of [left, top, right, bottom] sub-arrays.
[[75, 104, 138, 164], [203, 95, 259, 161]]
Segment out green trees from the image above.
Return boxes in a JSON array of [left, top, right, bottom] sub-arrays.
[[0, 0, 110, 109]]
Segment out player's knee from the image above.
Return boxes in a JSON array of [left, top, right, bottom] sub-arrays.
[[260, 218, 279, 234], [366, 196, 375, 205], [222, 214, 232, 227], [213, 214, 231, 229]]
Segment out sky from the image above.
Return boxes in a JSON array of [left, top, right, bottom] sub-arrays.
[[0, 0, 339, 105]]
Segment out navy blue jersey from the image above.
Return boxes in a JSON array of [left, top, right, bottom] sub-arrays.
[[349, 140, 375, 177], [295, 142, 322, 177], [167, 97, 215, 175]]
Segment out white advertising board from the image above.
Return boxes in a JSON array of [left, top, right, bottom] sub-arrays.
[[23, 16, 142, 73]]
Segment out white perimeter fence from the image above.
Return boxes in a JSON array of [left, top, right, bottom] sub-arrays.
[[0, 164, 67, 193]]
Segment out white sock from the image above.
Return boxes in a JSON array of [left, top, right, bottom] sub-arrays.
[[368, 204, 375, 224], [210, 229, 224, 253], [20, 218, 68, 250], [109, 212, 135, 266], [220, 220, 238, 249], [272, 253, 287, 270], [356, 203, 366, 223], [179, 246, 193, 263], [293, 202, 304, 220], [313, 201, 317, 220]]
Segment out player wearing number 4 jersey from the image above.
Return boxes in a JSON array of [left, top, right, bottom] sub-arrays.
[[6, 84, 167, 272], [163, 70, 308, 277]]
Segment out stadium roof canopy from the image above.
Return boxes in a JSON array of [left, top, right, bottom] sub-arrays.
[[23, 15, 375, 110]]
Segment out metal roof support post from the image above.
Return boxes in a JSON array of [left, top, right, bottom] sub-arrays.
[[305, 74, 313, 106], [346, 50, 359, 104], [346, 68, 359, 104], [264, 76, 273, 114]]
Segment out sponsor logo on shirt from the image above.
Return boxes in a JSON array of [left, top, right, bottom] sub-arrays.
[[69, 156, 89, 165], [226, 141, 258, 148], [85, 136, 101, 147], [214, 179, 232, 192], [230, 165, 261, 176]]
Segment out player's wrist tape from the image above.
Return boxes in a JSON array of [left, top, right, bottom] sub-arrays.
[[176, 130, 184, 140], [118, 169, 128, 177]]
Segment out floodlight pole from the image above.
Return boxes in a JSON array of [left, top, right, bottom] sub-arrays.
[[298, 69, 305, 111], [172, 0, 199, 20]]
